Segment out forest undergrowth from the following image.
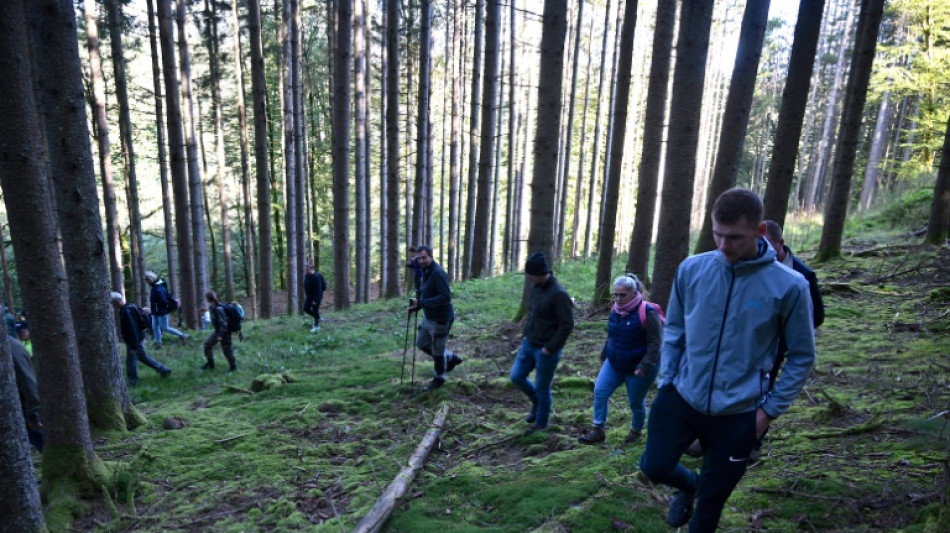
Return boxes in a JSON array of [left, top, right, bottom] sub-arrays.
[[59, 233, 949, 532]]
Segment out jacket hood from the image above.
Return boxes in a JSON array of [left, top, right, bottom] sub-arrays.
[[713, 237, 776, 270]]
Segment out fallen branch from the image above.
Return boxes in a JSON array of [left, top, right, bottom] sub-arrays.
[[223, 384, 255, 395], [353, 404, 449, 533], [214, 432, 250, 445]]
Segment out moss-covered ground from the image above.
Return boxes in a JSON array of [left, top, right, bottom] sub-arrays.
[[61, 234, 948, 531]]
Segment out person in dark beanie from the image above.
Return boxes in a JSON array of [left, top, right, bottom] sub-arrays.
[[202, 290, 236, 371], [408, 245, 463, 391], [110, 292, 172, 386], [303, 263, 327, 332], [510, 252, 574, 433]]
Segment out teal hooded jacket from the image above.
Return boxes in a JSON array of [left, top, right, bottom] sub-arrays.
[[658, 238, 816, 419]]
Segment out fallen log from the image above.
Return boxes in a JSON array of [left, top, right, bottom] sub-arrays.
[[353, 404, 449, 533]]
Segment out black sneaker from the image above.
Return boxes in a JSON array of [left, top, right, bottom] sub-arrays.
[[228, 363, 238, 372], [446, 354, 464, 373], [578, 426, 606, 445], [623, 430, 642, 445], [525, 409, 537, 424], [423, 377, 445, 392], [666, 490, 695, 527], [160, 368, 172, 378], [201, 362, 214, 371], [524, 423, 548, 435]]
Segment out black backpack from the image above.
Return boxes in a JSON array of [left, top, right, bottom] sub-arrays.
[[222, 304, 243, 333], [130, 305, 151, 332], [166, 288, 180, 312]]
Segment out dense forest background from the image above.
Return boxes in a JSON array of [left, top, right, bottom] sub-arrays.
[[1, 0, 949, 529]]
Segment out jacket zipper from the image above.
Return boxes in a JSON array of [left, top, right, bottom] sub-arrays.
[[707, 265, 736, 415]]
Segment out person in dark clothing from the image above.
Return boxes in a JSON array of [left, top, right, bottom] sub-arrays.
[[303, 263, 327, 332], [202, 290, 236, 371], [11, 336, 44, 452], [110, 292, 172, 386], [5, 304, 16, 338], [408, 245, 463, 392], [404, 246, 424, 298], [145, 271, 189, 347], [510, 252, 575, 433]]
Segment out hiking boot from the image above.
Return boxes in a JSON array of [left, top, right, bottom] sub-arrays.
[[666, 490, 695, 527], [160, 368, 172, 378], [423, 377, 445, 392], [525, 405, 539, 424], [128, 378, 139, 387], [446, 354, 464, 373], [228, 362, 238, 372], [578, 426, 606, 445], [201, 361, 214, 371], [623, 429, 642, 445], [524, 423, 548, 435], [685, 439, 704, 458], [180, 334, 190, 345], [153, 343, 163, 350], [749, 441, 763, 462]]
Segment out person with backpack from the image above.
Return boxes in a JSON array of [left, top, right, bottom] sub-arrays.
[[578, 274, 663, 446], [407, 245, 463, 392], [638, 189, 815, 530], [202, 290, 237, 372], [110, 292, 172, 386], [303, 263, 327, 332], [145, 271, 189, 348]]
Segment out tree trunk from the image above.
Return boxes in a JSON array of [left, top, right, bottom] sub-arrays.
[[925, 114, 950, 245], [177, 0, 210, 302], [520, 0, 567, 317], [145, 0, 179, 301], [413, 0, 432, 252], [503, 0, 518, 272], [464, 0, 484, 279], [448, 0, 462, 281], [470, 0, 500, 278], [83, 1, 124, 295], [859, 91, 891, 210], [231, 0, 257, 318], [0, 332, 46, 532], [354, 0, 368, 302], [33, 0, 133, 432], [293, 0, 308, 311], [248, 0, 273, 317], [693, 0, 771, 253], [762, 0, 827, 227], [204, 0, 236, 303], [0, 0, 106, 496], [379, 3, 389, 294], [650, 0, 715, 309], [806, 0, 855, 211], [625, 0, 674, 280], [106, 0, 147, 306], [817, 0, 885, 261], [333, 0, 352, 309], [593, 0, 638, 303], [585, 0, 613, 259], [281, 0, 299, 314], [595, 3, 624, 254], [570, 16, 594, 260], [0, 224, 15, 310], [384, 0, 401, 298], [556, 0, 585, 262], [157, 0, 198, 328]]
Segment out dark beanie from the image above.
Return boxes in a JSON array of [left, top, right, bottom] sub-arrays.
[[524, 252, 550, 276]]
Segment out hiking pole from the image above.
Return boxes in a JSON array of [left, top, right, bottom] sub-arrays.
[[411, 309, 418, 392], [400, 308, 412, 387]]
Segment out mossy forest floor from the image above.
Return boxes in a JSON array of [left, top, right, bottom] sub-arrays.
[[60, 238, 949, 532]]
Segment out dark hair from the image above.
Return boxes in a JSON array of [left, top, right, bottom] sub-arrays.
[[416, 245, 434, 256], [408, 246, 418, 253], [763, 220, 783, 241], [205, 290, 219, 304], [712, 188, 763, 226]]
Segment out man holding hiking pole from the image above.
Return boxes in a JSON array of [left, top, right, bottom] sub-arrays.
[[407, 245, 463, 392]]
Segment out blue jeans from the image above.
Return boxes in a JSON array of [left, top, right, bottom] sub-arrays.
[[152, 313, 185, 345], [126, 341, 169, 383], [592, 359, 658, 431], [509, 338, 562, 428], [639, 385, 757, 533]]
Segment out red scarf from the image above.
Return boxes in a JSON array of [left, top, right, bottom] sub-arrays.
[[612, 293, 643, 318]]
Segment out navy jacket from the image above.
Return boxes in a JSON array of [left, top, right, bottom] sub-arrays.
[[149, 280, 175, 316], [304, 271, 327, 302], [118, 304, 146, 346], [418, 261, 454, 324]]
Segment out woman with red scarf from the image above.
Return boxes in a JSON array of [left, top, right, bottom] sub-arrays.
[[578, 274, 663, 445]]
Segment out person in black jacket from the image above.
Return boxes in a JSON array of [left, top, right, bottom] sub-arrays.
[[110, 292, 171, 386], [145, 271, 189, 347], [303, 263, 327, 332], [407, 245, 463, 392], [202, 290, 236, 371], [510, 252, 575, 433]]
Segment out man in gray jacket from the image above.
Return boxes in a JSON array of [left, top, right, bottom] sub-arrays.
[[639, 189, 816, 531], [510, 252, 575, 433]]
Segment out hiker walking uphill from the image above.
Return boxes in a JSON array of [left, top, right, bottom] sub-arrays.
[[407, 245, 463, 392], [145, 271, 189, 347], [638, 189, 816, 532], [111, 292, 172, 386], [202, 291, 237, 372], [510, 252, 575, 433], [578, 274, 662, 446], [303, 263, 327, 333]]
